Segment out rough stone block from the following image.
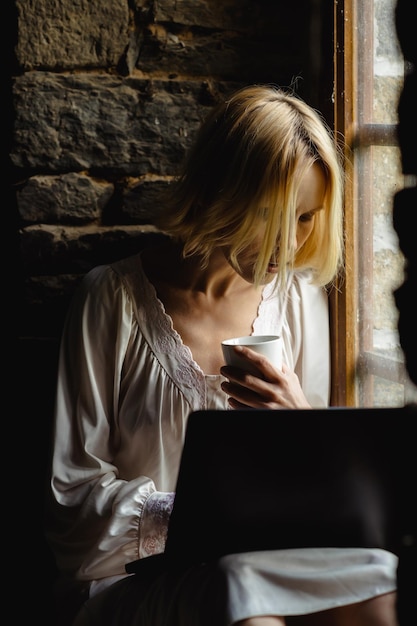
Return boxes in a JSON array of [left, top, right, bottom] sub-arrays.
[[11, 74, 229, 175], [16, 173, 113, 225], [15, 0, 129, 70]]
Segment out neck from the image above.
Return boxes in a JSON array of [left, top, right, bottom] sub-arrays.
[[142, 241, 259, 299]]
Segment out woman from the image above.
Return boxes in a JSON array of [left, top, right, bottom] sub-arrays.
[[46, 85, 398, 625]]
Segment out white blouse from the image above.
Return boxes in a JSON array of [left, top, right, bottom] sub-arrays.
[[46, 252, 397, 608]]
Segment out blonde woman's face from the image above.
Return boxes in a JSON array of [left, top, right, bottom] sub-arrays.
[[292, 161, 326, 253], [224, 162, 326, 284]]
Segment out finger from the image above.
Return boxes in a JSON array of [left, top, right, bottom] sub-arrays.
[[222, 380, 278, 409], [220, 366, 264, 386], [227, 397, 251, 410], [221, 372, 282, 403], [230, 346, 286, 382]]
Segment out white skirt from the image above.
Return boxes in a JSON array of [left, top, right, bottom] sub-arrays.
[[218, 547, 398, 622], [73, 547, 398, 626]]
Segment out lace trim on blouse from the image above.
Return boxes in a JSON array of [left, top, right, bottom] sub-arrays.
[[139, 491, 176, 557], [111, 254, 291, 409], [112, 254, 207, 409]]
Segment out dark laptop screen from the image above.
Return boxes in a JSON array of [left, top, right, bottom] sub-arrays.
[[127, 405, 416, 575], [164, 406, 414, 565]]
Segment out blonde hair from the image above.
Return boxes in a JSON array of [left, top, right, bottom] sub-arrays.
[[155, 84, 344, 288]]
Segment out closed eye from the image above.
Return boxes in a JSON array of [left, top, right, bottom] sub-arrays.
[[299, 212, 315, 223], [298, 206, 323, 223]]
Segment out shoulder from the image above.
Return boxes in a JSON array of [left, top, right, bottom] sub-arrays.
[[289, 270, 328, 304], [284, 270, 329, 330], [70, 254, 142, 318], [74, 264, 119, 309], [78, 253, 141, 293]]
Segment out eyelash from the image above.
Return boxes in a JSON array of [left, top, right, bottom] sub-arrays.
[[299, 213, 314, 223]]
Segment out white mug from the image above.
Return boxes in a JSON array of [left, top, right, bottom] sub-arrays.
[[221, 335, 283, 376]]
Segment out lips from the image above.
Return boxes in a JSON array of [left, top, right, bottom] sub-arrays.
[[267, 262, 278, 273]]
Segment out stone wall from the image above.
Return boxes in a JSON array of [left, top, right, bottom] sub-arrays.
[[10, 4, 332, 617], [12, 0, 333, 341]]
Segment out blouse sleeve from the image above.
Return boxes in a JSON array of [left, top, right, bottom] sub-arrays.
[[45, 265, 174, 588], [283, 272, 331, 408]]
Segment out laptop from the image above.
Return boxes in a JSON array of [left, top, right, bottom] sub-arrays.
[[126, 405, 416, 576]]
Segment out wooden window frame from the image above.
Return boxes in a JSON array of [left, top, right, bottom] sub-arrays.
[[331, 0, 357, 406], [331, 0, 415, 407]]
